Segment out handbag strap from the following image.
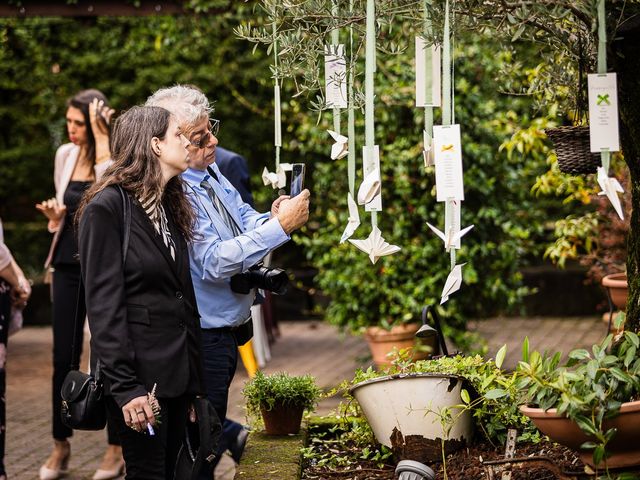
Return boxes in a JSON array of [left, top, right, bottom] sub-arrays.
[[70, 185, 131, 371]]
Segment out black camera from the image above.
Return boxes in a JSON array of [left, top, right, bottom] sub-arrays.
[[230, 264, 288, 295]]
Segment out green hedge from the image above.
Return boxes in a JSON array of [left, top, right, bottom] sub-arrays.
[[0, 6, 279, 273]]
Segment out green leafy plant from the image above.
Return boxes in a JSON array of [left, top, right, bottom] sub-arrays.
[[242, 371, 323, 424], [516, 324, 640, 468]]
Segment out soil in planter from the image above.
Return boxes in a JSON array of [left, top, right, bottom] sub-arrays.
[[302, 438, 640, 479]]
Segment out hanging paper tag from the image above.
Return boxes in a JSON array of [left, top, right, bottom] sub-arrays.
[[415, 37, 441, 107], [362, 145, 382, 212], [588, 73, 620, 153], [324, 44, 348, 109], [433, 125, 464, 201]]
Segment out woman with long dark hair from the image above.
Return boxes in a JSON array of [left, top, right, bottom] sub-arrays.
[[77, 105, 204, 478], [35, 89, 124, 480]]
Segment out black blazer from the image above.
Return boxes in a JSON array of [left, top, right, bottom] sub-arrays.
[[78, 185, 203, 408]]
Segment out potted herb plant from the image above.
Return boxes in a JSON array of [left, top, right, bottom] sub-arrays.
[[517, 326, 640, 470], [242, 371, 322, 435]]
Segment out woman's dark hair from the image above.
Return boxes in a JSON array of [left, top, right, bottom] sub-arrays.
[[67, 89, 110, 164], [77, 105, 194, 240]]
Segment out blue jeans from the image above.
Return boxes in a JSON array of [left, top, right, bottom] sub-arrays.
[[199, 328, 244, 478]]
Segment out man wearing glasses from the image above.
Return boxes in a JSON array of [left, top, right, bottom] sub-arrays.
[[146, 85, 310, 478]]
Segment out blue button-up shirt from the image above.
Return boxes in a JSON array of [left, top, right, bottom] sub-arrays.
[[182, 164, 290, 328]]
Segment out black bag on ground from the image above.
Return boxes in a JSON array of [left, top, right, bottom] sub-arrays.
[[174, 397, 222, 480], [60, 185, 131, 431]]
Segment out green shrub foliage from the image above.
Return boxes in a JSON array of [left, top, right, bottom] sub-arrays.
[[0, 6, 276, 273]]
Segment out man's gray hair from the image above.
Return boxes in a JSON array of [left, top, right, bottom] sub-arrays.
[[145, 84, 213, 129]]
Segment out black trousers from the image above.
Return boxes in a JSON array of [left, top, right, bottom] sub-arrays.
[[106, 395, 190, 479], [51, 265, 120, 444], [0, 281, 10, 476]]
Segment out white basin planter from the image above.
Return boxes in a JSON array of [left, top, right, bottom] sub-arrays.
[[350, 373, 473, 461]]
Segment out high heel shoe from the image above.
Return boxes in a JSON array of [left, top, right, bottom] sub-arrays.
[[38, 453, 69, 480], [92, 457, 125, 480]]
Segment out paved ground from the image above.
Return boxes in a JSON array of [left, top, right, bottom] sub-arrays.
[[5, 316, 610, 479]]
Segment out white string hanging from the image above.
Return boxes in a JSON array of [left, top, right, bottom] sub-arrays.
[[590, 0, 624, 220], [347, 0, 401, 263], [363, 0, 380, 228], [442, 0, 457, 271], [347, 0, 356, 197], [273, 15, 282, 170], [597, 0, 609, 174], [428, 0, 471, 304]]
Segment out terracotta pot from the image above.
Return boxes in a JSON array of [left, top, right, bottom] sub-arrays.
[[602, 273, 628, 311], [260, 401, 304, 435], [364, 323, 433, 368], [520, 400, 640, 468]]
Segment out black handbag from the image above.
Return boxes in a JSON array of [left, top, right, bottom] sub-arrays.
[[174, 397, 222, 480], [60, 185, 131, 431], [60, 364, 106, 430]]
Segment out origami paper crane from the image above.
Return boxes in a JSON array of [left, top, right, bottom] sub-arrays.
[[340, 193, 360, 243], [426, 223, 474, 250], [348, 226, 401, 264], [262, 163, 292, 189], [440, 263, 466, 305], [328, 130, 349, 160], [597, 167, 625, 220], [357, 168, 381, 205]]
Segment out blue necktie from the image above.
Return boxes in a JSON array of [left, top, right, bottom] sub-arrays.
[[200, 178, 242, 236]]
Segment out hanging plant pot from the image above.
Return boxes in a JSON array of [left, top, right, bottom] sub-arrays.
[[364, 323, 433, 368], [350, 373, 473, 462], [545, 126, 601, 175], [260, 401, 305, 435], [520, 401, 640, 469]]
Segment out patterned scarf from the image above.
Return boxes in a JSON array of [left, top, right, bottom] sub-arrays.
[[136, 191, 176, 261]]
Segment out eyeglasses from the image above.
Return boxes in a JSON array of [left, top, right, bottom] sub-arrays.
[[189, 119, 220, 149]]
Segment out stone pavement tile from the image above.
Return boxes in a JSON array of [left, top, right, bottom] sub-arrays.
[[5, 321, 370, 480]]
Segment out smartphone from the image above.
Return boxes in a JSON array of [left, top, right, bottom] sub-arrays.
[[290, 163, 306, 198]]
